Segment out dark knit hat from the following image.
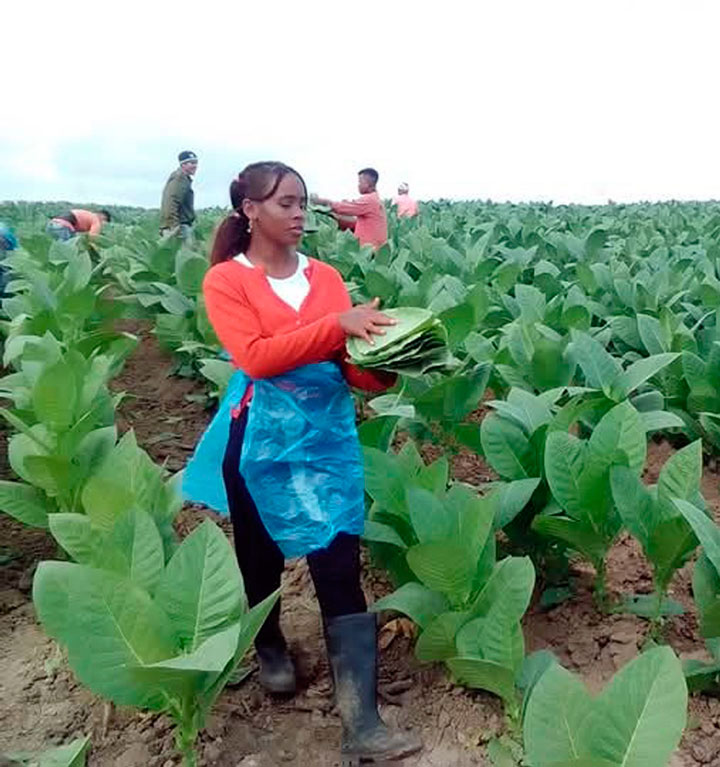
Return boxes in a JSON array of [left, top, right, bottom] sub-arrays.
[[178, 150, 198, 164]]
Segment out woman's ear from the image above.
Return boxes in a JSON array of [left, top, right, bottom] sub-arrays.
[[242, 198, 256, 221]]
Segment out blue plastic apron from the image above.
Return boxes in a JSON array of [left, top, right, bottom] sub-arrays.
[[182, 362, 365, 558]]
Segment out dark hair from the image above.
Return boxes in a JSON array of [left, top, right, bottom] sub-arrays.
[[210, 161, 307, 265], [358, 167, 379, 185], [99, 209, 112, 221]]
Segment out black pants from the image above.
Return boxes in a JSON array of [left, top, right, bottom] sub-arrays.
[[222, 411, 366, 646]]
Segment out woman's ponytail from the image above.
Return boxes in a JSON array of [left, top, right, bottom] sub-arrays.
[[210, 175, 251, 265]]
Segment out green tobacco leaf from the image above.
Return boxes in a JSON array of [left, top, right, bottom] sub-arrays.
[[612, 353, 679, 399], [415, 364, 490, 423], [49, 514, 97, 564], [674, 500, 720, 575], [647, 517, 697, 591], [589, 646, 687, 767], [446, 657, 518, 707], [657, 440, 702, 512], [0, 480, 49, 528], [132, 622, 239, 696], [108, 509, 165, 594], [362, 447, 410, 516], [154, 519, 244, 651], [408, 486, 453, 544], [544, 431, 585, 516], [33, 736, 91, 767], [588, 401, 646, 475], [610, 466, 654, 549], [357, 416, 399, 452], [641, 410, 685, 433], [406, 541, 475, 603], [33, 562, 177, 709], [524, 663, 594, 766], [620, 594, 684, 619], [415, 611, 469, 661], [492, 478, 541, 529], [370, 582, 449, 629], [637, 314, 669, 354], [32, 360, 78, 432], [532, 516, 607, 567], [568, 330, 622, 392], [362, 519, 407, 549], [481, 414, 531, 480]]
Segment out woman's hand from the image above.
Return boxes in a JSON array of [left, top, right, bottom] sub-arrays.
[[339, 298, 396, 345]]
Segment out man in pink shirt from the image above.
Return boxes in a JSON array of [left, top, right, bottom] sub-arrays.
[[313, 168, 388, 249], [47, 209, 111, 240], [393, 182, 419, 218]]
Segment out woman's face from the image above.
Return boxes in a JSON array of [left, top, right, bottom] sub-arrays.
[[246, 173, 307, 247]]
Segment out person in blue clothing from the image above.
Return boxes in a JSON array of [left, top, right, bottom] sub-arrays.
[[0, 223, 18, 297]]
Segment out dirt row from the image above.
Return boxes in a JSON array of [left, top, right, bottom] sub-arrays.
[[1, 331, 719, 766]]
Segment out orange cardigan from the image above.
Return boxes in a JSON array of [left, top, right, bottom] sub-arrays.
[[203, 256, 395, 391]]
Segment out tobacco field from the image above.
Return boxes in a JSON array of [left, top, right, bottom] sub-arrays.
[[1, 198, 720, 766]]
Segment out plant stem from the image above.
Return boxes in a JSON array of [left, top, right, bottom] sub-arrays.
[[594, 559, 608, 612]]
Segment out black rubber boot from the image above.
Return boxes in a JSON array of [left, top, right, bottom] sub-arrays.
[[325, 613, 423, 765], [254, 602, 296, 695]]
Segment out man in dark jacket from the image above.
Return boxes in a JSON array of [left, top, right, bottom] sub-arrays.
[[160, 150, 198, 240]]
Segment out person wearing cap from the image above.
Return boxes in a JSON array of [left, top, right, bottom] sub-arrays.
[[312, 167, 388, 249], [160, 151, 198, 240], [393, 182, 419, 218], [46, 209, 111, 240]]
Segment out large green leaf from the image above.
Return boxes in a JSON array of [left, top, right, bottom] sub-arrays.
[[611, 353, 679, 400], [0, 480, 49, 527], [446, 657, 517, 706], [406, 541, 475, 603], [589, 647, 687, 767], [49, 513, 97, 564], [33, 562, 177, 708], [362, 447, 410, 517], [587, 401, 646, 475], [107, 509, 165, 594], [610, 466, 654, 549], [674, 499, 720, 575], [568, 330, 622, 392], [492, 477, 541, 529], [656, 440, 702, 513], [524, 663, 594, 766], [407, 486, 453, 544], [415, 611, 469, 661], [154, 519, 244, 651], [481, 414, 531, 480], [370, 582, 449, 629], [32, 360, 78, 432], [544, 432, 585, 516]]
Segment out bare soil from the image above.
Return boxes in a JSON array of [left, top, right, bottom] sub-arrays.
[[1, 331, 719, 766]]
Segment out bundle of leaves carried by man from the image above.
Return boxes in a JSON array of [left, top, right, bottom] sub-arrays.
[[347, 307, 455, 377]]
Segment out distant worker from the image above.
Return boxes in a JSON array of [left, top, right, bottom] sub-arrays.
[[160, 150, 198, 241], [312, 167, 388, 249], [46, 209, 111, 241], [393, 182, 419, 218], [0, 222, 18, 296]]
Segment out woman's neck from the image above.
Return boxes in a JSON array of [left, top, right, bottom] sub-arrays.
[[244, 235, 298, 278]]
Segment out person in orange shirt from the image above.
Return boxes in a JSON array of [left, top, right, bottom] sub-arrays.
[[190, 162, 421, 764], [393, 182, 419, 218], [312, 168, 388, 249], [46, 209, 111, 240]]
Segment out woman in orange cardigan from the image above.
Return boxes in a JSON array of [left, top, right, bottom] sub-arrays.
[[202, 162, 422, 764]]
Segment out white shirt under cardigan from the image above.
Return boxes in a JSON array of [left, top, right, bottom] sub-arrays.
[[234, 253, 310, 312]]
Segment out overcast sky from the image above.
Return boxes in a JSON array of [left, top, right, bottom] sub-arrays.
[[3, 0, 719, 208]]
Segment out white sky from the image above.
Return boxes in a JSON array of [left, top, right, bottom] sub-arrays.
[[2, 0, 720, 207]]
